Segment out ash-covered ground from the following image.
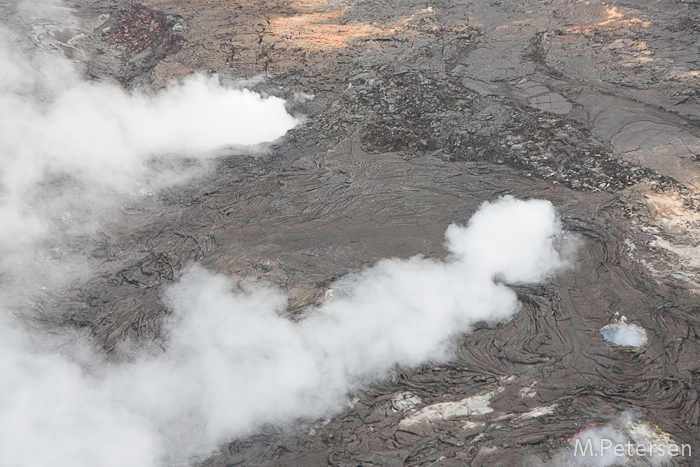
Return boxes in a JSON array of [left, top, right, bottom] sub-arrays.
[[5, 0, 700, 465]]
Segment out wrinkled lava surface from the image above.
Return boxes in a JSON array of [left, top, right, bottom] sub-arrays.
[[15, 0, 700, 465]]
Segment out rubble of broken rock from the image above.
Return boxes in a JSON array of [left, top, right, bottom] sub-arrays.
[[77, 2, 184, 83], [102, 3, 181, 55], [354, 71, 675, 193], [17, 0, 700, 465]]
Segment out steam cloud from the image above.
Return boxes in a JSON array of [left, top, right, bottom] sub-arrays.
[[0, 19, 298, 271], [1, 1, 570, 466], [554, 413, 678, 466], [568, 425, 629, 466], [601, 318, 647, 347], [1, 196, 566, 466]]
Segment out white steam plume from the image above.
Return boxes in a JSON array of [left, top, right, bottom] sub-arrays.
[[567, 425, 629, 466], [0, 311, 161, 467], [553, 412, 680, 466], [0, 1, 569, 465], [0, 22, 298, 271], [601, 317, 647, 347], [0, 196, 568, 466], [0, 2, 296, 463]]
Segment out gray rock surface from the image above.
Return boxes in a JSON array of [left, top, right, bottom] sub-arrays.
[[9, 0, 700, 464]]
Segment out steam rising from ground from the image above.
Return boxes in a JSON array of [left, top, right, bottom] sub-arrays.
[[0, 196, 567, 466], [0, 22, 298, 269], [567, 424, 629, 466], [554, 412, 681, 466], [0, 4, 295, 464], [601, 317, 647, 347], [0, 2, 571, 465]]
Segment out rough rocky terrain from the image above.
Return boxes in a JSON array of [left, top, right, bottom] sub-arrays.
[[10, 0, 700, 465]]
